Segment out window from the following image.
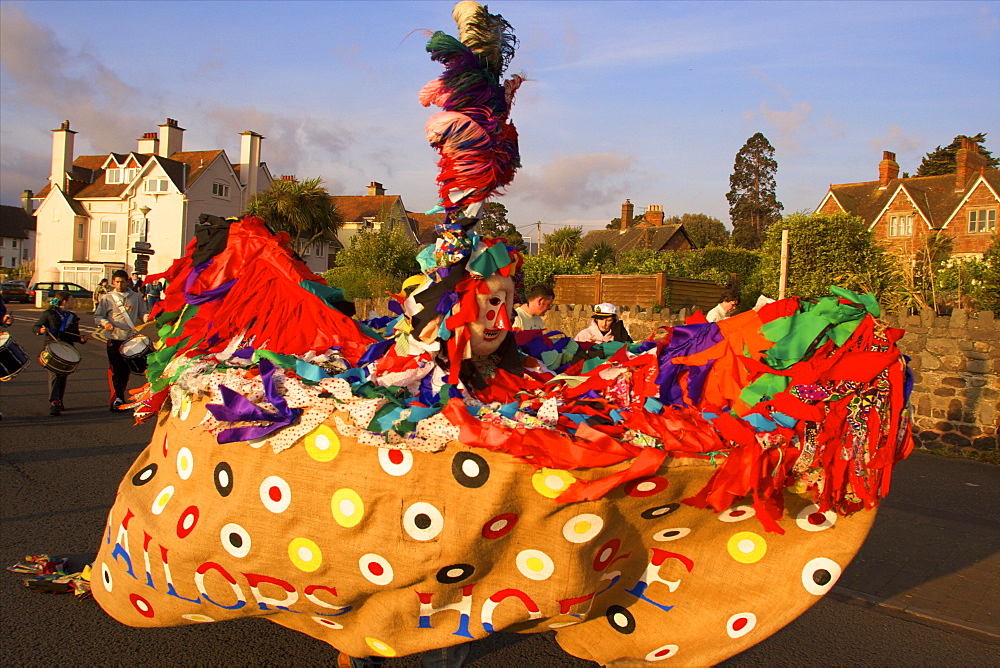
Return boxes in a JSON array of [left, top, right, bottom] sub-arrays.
[[77, 223, 85, 239], [968, 209, 997, 233], [105, 168, 122, 184], [212, 182, 230, 198], [10, 258, 15, 268], [124, 167, 139, 182], [129, 218, 145, 237], [10, 240, 16, 248], [144, 178, 169, 193], [889, 214, 912, 237], [100, 219, 117, 251], [21, 249, 28, 259], [314, 241, 325, 258], [0, 238, 4, 247]]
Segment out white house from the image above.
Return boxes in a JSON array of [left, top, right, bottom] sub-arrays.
[[31, 119, 273, 290], [0, 201, 36, 277]]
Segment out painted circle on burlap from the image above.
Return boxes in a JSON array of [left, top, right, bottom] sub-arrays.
[[359, 554, 394, 586], [605, 605, 636, 634], [593, 538, 622, 571], [640, 503, 680, 520], [151, 485, 174, 515], [313, 616, 343, 629], [260, 475, 291, 513], [452, 451, 490, 488], [652, 527, 691, 542], [132, 463, 157, 487], [378, 448, 413, 476], [220, 523, 252, 558], [176, 446, 194, 480], [305, 424, 340, 462], [802, 557, 841, 595], [624, 476, 668, 498], [796, 504, 837, 532], [162, 434, 169, 458], [179, 395, 192, 421], [365, 637, 396, 657], [719, 505, 756, 522], [182, 613, 216, 623], [176, 505, 199, 539], [645, 644, 679, 661], [482, 513, 518, 539], [100, 563, 113, 592], [726, 612, 757, 638], [531, 468, 576, 498], [562, 513, 604, 544], [436, 563, 475, 585], [516, 549, 555, 581], [403, 502, 444, 541], [214, 461, 234, 497], [728, 531, 767, 564], [331, 488, 365, 528], [288, 537, 323, 572], [129, 593, 155, 618]]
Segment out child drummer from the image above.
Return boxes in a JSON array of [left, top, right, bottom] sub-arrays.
[[33, 290, 87, 416], [94, 269, 151, 412]]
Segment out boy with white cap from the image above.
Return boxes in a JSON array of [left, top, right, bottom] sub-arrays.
[[575, 302, 632, 344]]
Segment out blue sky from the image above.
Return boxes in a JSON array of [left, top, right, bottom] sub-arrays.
[[1, 0, 997, 239]]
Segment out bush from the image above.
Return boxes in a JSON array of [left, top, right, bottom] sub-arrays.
[[522, 254, 585, 287]]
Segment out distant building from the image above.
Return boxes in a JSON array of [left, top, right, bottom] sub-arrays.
[[815, 140, 998, 260], [0, 200, 35, 276], [31, 119, 273, 289], [329, 182, 419, 268], [578, 200, 695, 256]]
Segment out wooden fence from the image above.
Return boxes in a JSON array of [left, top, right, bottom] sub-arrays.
[[552, 273, 725, 311]]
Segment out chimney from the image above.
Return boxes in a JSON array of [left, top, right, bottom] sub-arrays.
[[645, 204, 664, 227], [621, 199, 634, 232], [21, 189, 34, 215], [878, 151, 899, 188], [137, 132, 159, 155], [368, 181, 386, 197], [240, 130, 265, 197], [158, 118, 185, 157], [281, 175, 296, 182], [955, 136, 987, 191], [50, 120, 76, 192]]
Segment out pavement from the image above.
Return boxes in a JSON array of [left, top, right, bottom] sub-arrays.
[[1, 302, 997, 665]]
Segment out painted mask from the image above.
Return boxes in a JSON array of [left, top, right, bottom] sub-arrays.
[[468, 273, 514, 356]]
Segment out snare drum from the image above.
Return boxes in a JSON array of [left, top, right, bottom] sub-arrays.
[[120, 334, 152, 374], [39, 341, 81, 375], [0, 331, 30, 381]]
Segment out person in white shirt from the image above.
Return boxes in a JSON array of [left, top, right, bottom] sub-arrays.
[[513, 284, 554, 331], [94, 270, 151, 411], [706, 293, 740, 323]]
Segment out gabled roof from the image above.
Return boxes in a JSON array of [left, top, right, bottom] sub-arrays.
[[818, 169, 1000, 228], [579, 224, 690, 254], [169, 150, 227, 188], [0, 205, 34, 238], [407, 211, 444, 245], [330, 194, 404, 222]]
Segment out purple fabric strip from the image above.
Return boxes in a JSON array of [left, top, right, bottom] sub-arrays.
[[655, 323, 723, 406], [207, 359, 301, 443]]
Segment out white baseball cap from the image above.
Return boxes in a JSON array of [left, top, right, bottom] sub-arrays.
[[594, 303, 618, 316]]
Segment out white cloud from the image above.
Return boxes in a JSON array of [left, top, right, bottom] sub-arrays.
[[868, 125, 924, 155], [512, 152, 643, 216]]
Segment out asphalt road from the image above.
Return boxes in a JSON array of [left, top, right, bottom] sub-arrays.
[[1, 302, 997, 666]]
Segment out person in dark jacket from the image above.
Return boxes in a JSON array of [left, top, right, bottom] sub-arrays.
[[34, 291, 88, 416]]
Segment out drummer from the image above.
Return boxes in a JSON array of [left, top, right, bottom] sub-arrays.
[[34, 291, 88, 416], [94, 269, 151, 412]]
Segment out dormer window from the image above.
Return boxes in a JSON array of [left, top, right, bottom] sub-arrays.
[[888, 214, 912, 237], [124, 167, 139, 182], [144, 178, 169, 194], [106, 168, 122, 184], [212, 182, 230, 198]]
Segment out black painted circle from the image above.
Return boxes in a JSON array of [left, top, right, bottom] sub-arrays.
[[436, 563, 475, 584], [132, 463, 158, 487], [227, 532, 243, 549], [452, 452, 490, 488], [214, 461, 233, 497], [812, 569, 832, 587], [414, 513, 432, 530], [605, 605, 636, 634], [640, 503, 680, 520]]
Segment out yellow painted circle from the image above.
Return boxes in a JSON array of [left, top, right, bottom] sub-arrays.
[[305, 424, 340, 462], [561, 513, 604, 543], [182, 613, 215, 623], [151, 486, 174, 515], [365, 637, 397, 657], [727, 531, 767, 564], [288, 537, 323, 572], [179, 395, 192, 421], [330, 489, 365, 528], [531, 468, 576, 498]]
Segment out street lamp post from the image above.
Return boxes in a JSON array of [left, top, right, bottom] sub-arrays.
[[132, 205, 154, 276]]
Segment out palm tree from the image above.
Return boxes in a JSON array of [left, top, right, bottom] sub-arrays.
[[246, 177, 342, 255], [543, 226, 583, 259]]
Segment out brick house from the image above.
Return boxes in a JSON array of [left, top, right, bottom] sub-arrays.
[[31, 119, 274, 288], [578, 200, 695, 256], [815, 139, 998, 260]]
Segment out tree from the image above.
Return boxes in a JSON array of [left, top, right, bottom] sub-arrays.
[[665, 213, 729, 247], [915, 133, 998, 177], [478, 202, 526, 253], [542, 227, 582, 259], [727, 133, 783, 249], [246, 177, 341, 255], [326, 227, 419, 299], [579, 241, 616, 269]]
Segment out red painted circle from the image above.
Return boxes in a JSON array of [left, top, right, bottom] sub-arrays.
[[654, 648, 673, 658], [388, 449, 404, 465], [808, 512, 826, 525], [129, 593, 155, 618], [269, 486, 282, 502], [730, 509, 746, 517], [593, 538, 621, 571], [624, 476, 668, 498], [481, 513, 519, 539], [732, 617, 748, 631], [176, 505, 200, 539], [486, 309, 496, 321], [368, 562, 384, 576]]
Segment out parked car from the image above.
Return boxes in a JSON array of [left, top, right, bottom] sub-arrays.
[[28, 282, 94, 302], [1, 280, 31, 303]]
